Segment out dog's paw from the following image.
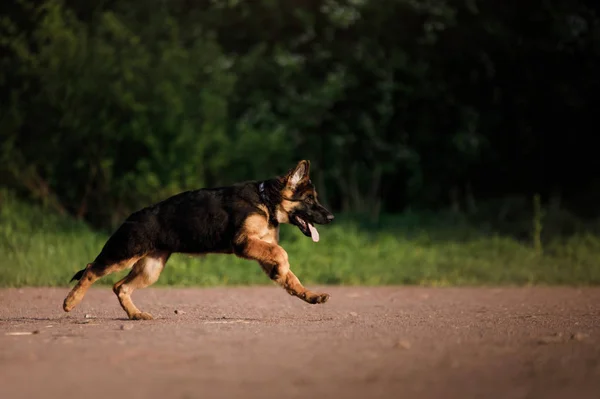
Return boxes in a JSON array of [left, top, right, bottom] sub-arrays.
[[62, 298, 74, 312], [63, 292, 82, 312], [130, 312, 154, 320], [305, 292, 330, 304]]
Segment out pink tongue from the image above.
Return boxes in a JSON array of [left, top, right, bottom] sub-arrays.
[[308, 223, 319, 242]]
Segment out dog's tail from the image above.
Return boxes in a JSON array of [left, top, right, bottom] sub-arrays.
[[69, 268, 86, 282]]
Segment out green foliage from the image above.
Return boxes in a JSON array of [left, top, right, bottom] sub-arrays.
[[2, 190, 599, 287], [0, 0, 287, 228], [532, 194, 545, 255], [1, 0, 598, 236]]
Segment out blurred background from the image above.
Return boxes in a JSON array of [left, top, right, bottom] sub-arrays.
[[1, 0, 598, 287]]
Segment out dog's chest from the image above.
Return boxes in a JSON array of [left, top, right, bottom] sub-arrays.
[[259, 225, 280, 244]]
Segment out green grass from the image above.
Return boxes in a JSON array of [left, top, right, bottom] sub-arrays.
[[1, 189, 600, 287]]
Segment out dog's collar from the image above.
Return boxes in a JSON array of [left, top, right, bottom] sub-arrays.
[[258, 182, 268, 203], [258, 181, 279, 226]]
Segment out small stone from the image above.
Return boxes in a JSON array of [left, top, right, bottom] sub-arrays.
[[120, 324, 133, 331], [571, 332, 589, 342], [394, 340, 411, 350], [538, 333, 564, 345], [84, 314, 95, 319], [349, 312, 358, 317], [174, 309, 185, 315]]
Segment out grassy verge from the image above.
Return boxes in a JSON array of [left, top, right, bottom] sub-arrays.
[[1, 190, 599, 287]]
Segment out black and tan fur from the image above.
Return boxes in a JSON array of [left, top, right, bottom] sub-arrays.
[[63, 160, 334, 320]]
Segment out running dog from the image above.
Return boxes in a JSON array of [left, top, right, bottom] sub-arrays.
[[63, 160, 334, 320]]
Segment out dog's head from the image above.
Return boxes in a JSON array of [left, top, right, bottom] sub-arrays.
[[277, 160, 334, 242]]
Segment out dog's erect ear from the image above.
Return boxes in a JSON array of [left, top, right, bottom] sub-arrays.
[[285, 160, 310, 189]]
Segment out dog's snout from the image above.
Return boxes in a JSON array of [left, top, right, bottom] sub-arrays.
[[326, 214, 335, 221]]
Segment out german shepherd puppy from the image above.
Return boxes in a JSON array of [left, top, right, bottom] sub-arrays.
[[63, 160, 334, 320]]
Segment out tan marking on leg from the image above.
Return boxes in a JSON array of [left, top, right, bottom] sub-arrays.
[[240, 239, 329, 305], [63, 256, 143, 312], [280, 269, 330, 304], [113, 251, 169, 320]]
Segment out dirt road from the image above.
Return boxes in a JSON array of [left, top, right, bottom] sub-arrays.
[[1, 286, 599, 399]]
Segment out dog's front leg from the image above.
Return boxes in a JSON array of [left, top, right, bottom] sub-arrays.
[[236, 239, 329, 304]]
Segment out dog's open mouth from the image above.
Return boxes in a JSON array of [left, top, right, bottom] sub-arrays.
[[295, 216, 320, 242]]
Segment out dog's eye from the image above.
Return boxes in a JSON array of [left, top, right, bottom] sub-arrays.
[[305, 194, 315, 202]]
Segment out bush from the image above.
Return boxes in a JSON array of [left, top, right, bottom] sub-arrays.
[[2, 189, 599, 287]]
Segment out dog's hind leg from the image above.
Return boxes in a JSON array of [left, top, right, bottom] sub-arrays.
[[112, 251, 170, 320], [237, 239, 329, 304], [63, 256, 144, 313]]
